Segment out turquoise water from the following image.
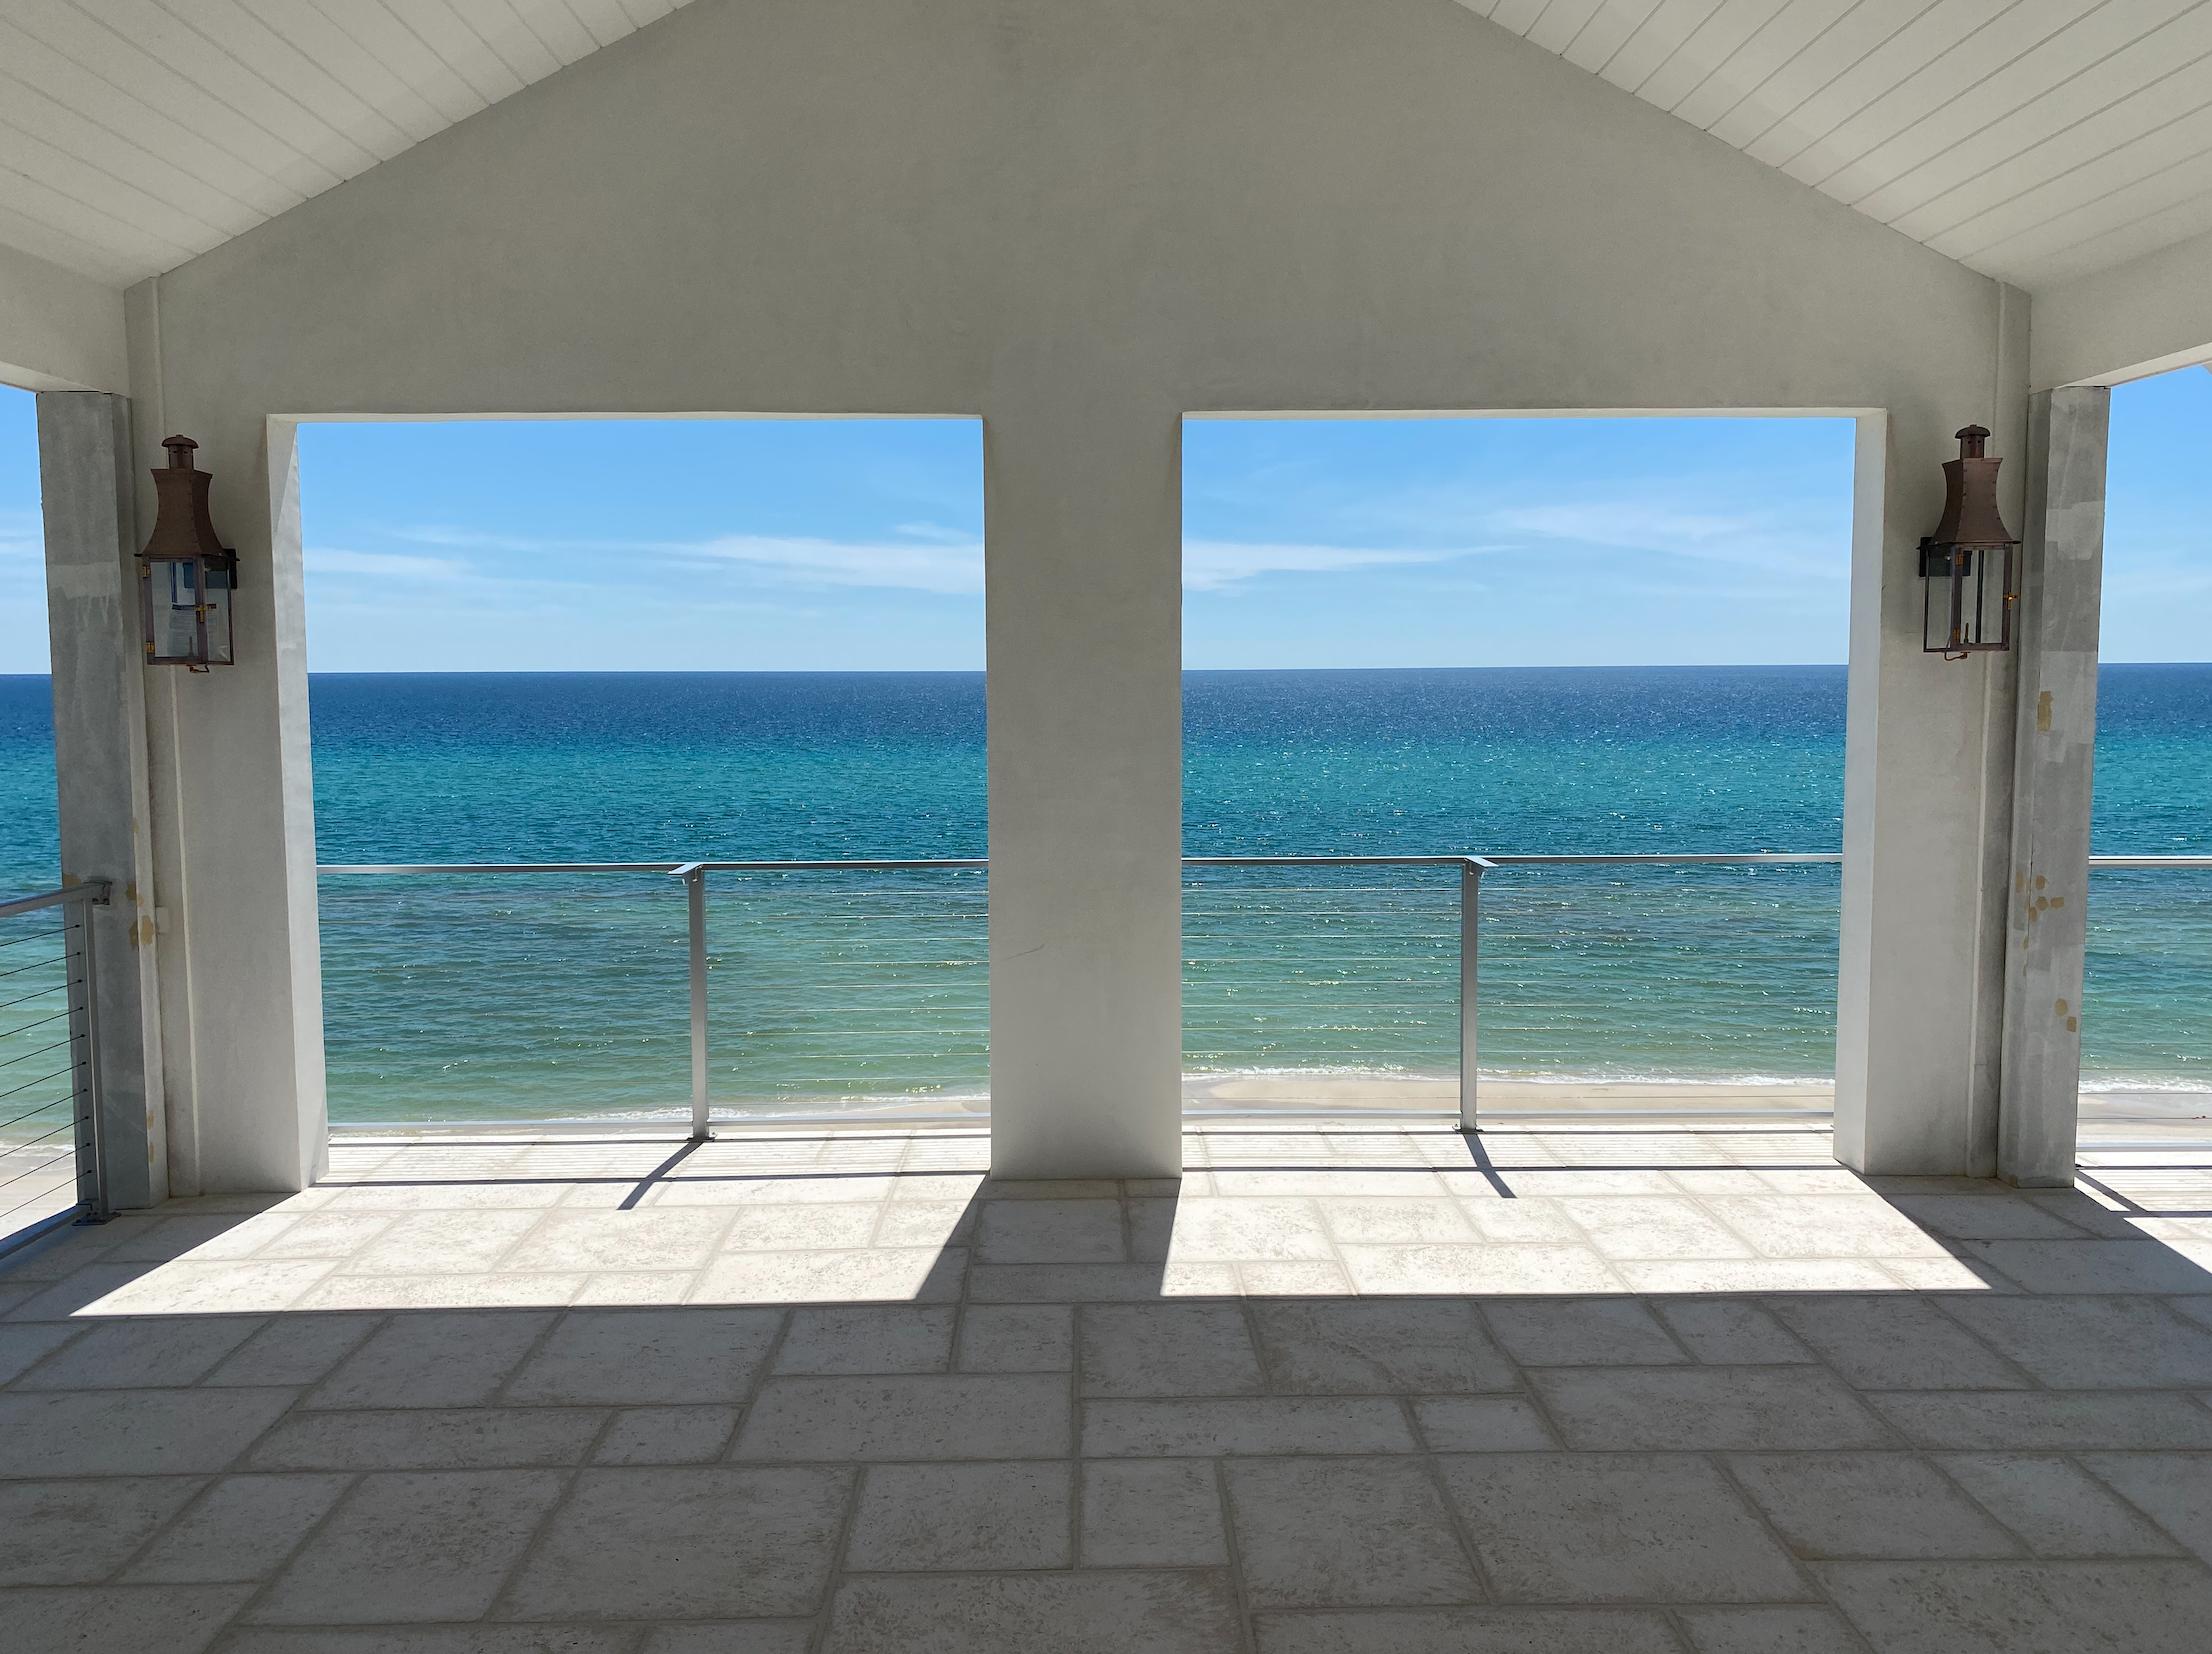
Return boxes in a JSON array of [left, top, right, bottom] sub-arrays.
[[3, 666, 2208, 1118]]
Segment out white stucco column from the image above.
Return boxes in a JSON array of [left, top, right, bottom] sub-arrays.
[[1834, 410, 2020, 1177], [141, 416, 327, 1194], [985, 388, 1184, 1180], [36, 390, 167, 1209], [1998, 386, 2110, 1186]]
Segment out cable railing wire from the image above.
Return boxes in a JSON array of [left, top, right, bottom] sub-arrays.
[[0, 953, 70, 983], [0, 1086, 75, 1130], [316, 853, 2205, 1131], [0, 881, 111, 1257], [0, 1065, 76, 1104], [0, 978, 77, 1017]]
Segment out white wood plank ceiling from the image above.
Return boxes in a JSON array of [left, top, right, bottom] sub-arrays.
[[0, 0, 2208, 292], [1471, 0, 2212, 288], [0, 0, 694, 286]]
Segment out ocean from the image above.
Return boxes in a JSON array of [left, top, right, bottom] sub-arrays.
[[2, 666, 2207, 1121]]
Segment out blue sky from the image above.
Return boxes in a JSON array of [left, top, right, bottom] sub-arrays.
[[0, 386, 38, 666], [1183, 416, 1854, 669], [2103, 366, 2212, 663], [0, 378, 2204, 672], [294, 417, 988, 673]]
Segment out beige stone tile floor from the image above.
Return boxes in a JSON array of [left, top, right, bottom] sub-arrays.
[[2, 1117, 2212, 1651]]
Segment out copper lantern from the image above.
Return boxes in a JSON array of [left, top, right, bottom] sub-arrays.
[[1919, 424, 2017, 659], [138, 435, 237, 669]]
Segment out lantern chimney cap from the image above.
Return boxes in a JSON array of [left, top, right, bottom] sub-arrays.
[[161, 435, 199, 468], [1954, 425, 1990, 458]]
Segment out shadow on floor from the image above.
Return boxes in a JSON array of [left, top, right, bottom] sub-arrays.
[[2, 1120, 2211, 1653]]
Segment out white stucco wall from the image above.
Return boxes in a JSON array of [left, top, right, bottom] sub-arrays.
[[0, 244, 127, 397], [2031, 224, 2212, 390], [37, 392, 168, 1210], [130, 0, 2024, 1183]]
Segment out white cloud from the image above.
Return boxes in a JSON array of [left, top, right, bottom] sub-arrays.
[[395, 526, 576, 553], [394, 524, 984, 595], [672, 533, 985, 595], [1486, 501, 1845, 579], [0, 507, 39, 561], [384, 524, 1484, 596], [308, 547, 472, 581], [2105, 564, 2212, 598], [1183, 540, 1477, 591]]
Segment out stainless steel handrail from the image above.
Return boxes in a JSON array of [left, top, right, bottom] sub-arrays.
[[323, 854, 1844, 874], [315, 853, 2207, 1132], [0, 878, 113, 1259], [0, 879, 113, 920], [319, 859, 990, 875]]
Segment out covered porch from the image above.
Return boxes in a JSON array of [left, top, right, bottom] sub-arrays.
[[7, 0, 2212, 1648]]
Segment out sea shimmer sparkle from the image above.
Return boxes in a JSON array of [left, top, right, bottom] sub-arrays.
[[1, 665, 2206, 1122]]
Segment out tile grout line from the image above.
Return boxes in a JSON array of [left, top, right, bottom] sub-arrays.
[[204, 1464, 367, 1641], [93, 1469, 227, 1587], [2064, 1446, 2212, 1574], [486, 1304, 586, 1410], [1701, 1445, 1869, 1621], [1493, 1338, 1573, 1451], [1914, 1288, 2124, 1394], [1641, 1291, 1704, 1364], [1210, 1455, 1260, 1654], [449, 1167, 842, 1626], [1069, 1216, 1088, 1572], [718, 1304, 798, 1465], [41, 1434, 2212, 1478], [0, 1315, 117, 1388], [1918, 1447, 2087, 1563], [1408, 1407, 1502, 1612], [409, 1300, 629, 1630], [477, 1409, 630, 1626], [806, 1455, 873, 1654]]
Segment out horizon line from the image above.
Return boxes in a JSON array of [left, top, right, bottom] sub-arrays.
[[4, 660, 2212, 679]]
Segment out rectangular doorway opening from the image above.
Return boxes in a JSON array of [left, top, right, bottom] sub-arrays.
[[301, 416, 986, 1133], [0, 382, 82, 1247], [2085, 364, 2212, 1140], [1180, 413, 1855, 1122]]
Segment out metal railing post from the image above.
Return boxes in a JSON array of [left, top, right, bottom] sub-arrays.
[[1459, 857, 1492, 1132], [678, 865, 711, 1141], [72, 888, 112, 1221]]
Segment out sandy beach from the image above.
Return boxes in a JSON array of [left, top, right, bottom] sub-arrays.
[[321, 1075, 2212, 1138], [1184, 1073, 1834, 1114], [1183, 1072, 2212, 1123]]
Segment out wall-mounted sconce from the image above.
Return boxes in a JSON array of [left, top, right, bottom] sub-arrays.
[[138, 435, 236, 670], [1920, 424, 2017, 659]]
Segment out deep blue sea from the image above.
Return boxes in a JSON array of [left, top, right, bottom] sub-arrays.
[[3, 667, 2207, 1120]]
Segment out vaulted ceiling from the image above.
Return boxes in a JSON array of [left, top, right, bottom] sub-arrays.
[[0, 0, 696, 286], [1474, 0, 2212, 289], [3, 0, 2209, 292]]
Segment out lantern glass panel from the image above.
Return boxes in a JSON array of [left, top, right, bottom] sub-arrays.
[[202, 561, 235, 666], [1920, 543, 2015, 656], [1968, 542, 2012, 650], [1922, 546, 1962, 655], [146, 557, 204, 662]]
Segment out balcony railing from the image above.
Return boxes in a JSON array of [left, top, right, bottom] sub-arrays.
[[320, 853, 1852, 1131], [2083, 856, 2212, 1100], [1185, 854, 1848, 1117], [316, 853, 2210, 1133], [0, 879, 112, 1256]]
